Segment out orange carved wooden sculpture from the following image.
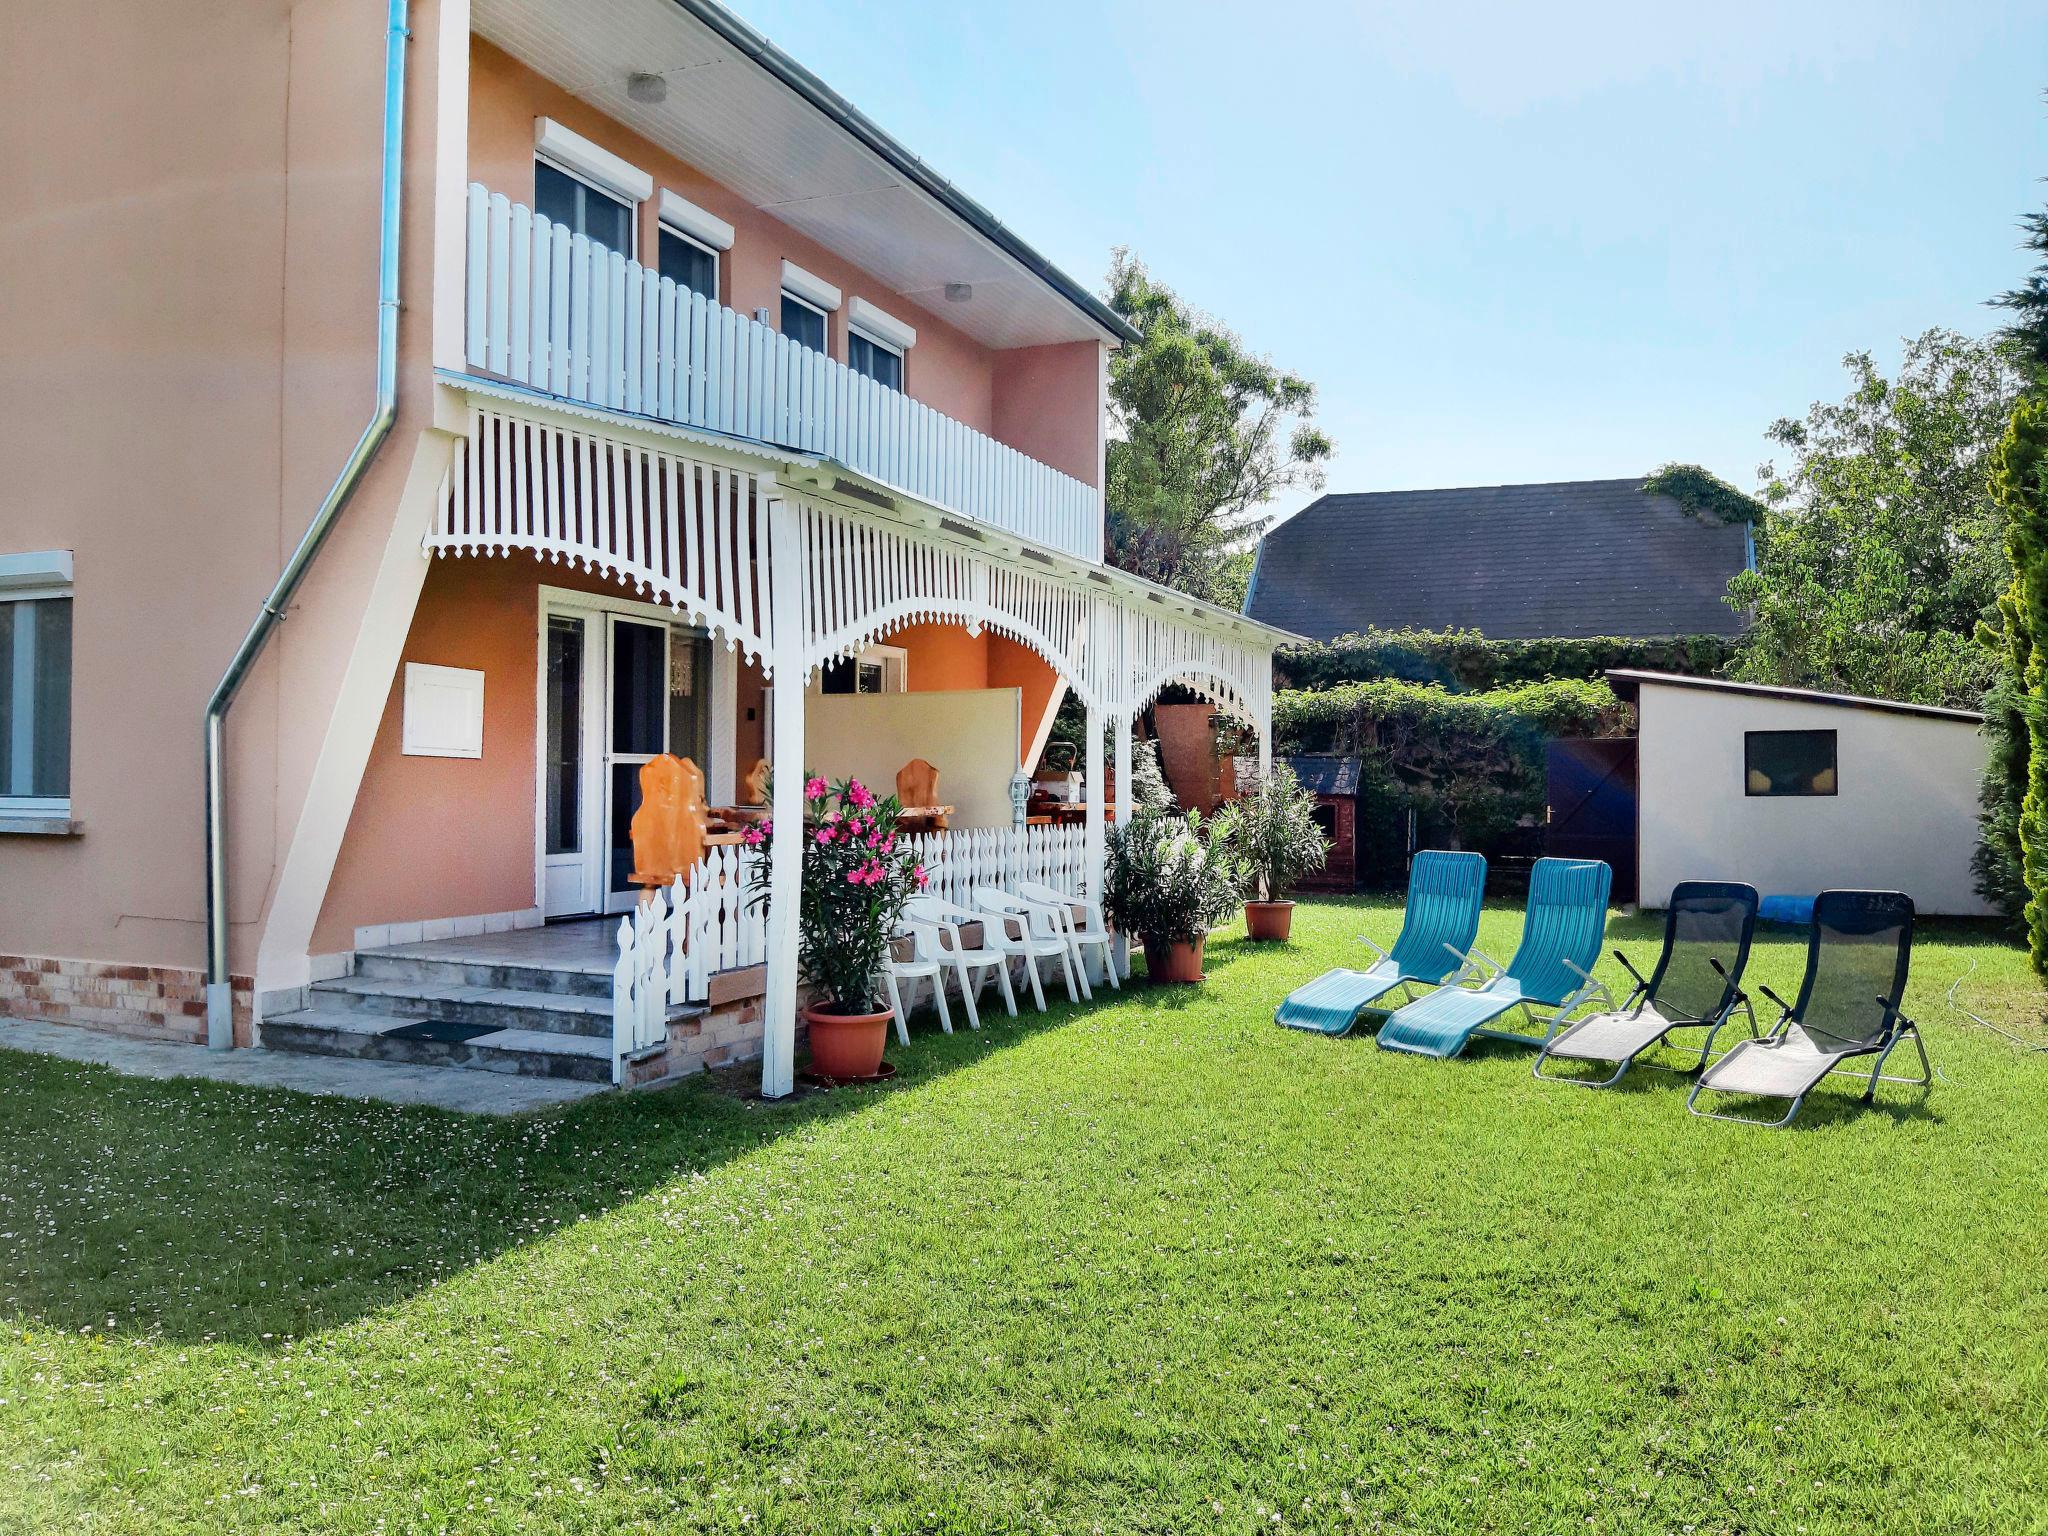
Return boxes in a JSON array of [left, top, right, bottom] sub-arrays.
[[741, 756, 771, 806], [629, 754, 708, 894], [896, 757, 939, 808]]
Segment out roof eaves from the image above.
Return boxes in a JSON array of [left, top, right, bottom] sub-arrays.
[[1606, 669, 1985, 725], [665, 0, 1140, 348]]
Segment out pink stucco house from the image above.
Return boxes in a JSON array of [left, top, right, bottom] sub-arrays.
[[0, 0, 1284, 1097]]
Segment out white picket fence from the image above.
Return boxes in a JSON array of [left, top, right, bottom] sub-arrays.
[[465, 184, 1103, 563], [610, 824, 1093, 1079]]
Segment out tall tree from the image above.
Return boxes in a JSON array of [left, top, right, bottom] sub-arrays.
[[1727, 328, 2027, 708], [1104, 252, 1332, 607], [1987, 399, 2048, 966], [1993, 202, 2048, 374]]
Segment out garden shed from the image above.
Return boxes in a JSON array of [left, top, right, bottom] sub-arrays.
[[1609, 670, 1992, 916]]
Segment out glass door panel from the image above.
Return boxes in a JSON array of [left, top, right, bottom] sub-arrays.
[[541, 612, 602, 917], [605, 617, 670, 907]]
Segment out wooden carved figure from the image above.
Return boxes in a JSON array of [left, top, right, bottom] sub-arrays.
[[741, 757, 771, 806], [629, 754, 708, 894]]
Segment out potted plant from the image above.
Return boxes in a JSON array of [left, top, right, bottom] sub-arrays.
[[1217, 764, 1330, 942], [746, 775, 928, 1078], [1103, 810, 1243, 983]]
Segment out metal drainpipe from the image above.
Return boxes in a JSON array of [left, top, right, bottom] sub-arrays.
[[202, 0, 411, 1048]]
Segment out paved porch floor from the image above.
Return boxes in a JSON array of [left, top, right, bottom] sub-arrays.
[[369, 918, 619, 975], [0, 1017, 608, 1114]]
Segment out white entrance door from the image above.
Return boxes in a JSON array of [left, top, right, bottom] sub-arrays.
[[541, 596, 716, 919]]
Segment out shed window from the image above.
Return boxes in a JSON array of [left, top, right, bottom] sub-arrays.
[[1745, 729, 1837, 797]]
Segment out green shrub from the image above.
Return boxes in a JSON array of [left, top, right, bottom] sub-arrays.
[[1215, 764, 1329, 901], [1275, 627, 1735, 693], [1104, 811, 1243, 945], [1271, 678, 1631, 885]]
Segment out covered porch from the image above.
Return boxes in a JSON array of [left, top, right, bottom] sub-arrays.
[[266, 386, 1284, 1097]]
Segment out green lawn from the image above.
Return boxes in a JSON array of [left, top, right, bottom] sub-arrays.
[[4, 898, 2048, 1534]]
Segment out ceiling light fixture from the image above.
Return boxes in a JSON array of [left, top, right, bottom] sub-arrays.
[[627, 71, 669, 104], [943, 282, 973, 303]]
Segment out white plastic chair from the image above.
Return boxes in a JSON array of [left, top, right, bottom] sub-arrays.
[[972, 886, 1080, 1010], [881, 916, 954, 1046], [906, 896, 1018, 1029], [1016, 879, 1120, 997]]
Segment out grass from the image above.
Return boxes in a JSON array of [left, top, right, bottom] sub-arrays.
[[3, 897, 2048, 1534]]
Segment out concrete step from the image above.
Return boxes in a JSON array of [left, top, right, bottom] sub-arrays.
[[351, 949, 613, 1001], [261, 1006, 621, 1085], [309, 975, 616, 1039]]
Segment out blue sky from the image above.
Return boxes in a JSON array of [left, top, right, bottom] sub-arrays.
[[737, 0, 2046, 526]]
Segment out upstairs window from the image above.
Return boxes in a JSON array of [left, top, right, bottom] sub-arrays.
[[848, 330, 904, 391], [531, 118, 651, 260], [1745, 729, 1837, 797], [535, 160, 634, 258], [657, 190, 732, 305], [0, 553, 74, 811], [779, 260, 841, 356], [780, 291, 828, 354], [847, 297, 916, 393]]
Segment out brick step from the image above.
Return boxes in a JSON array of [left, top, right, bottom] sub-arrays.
[[308, 975, 618, 1039], [350, 950, 613, 1000], [260, 1007, 625, 1085]]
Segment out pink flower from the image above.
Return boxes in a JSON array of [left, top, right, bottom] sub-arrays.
[[742, 825, 764, 846], [804, 776, 827, 801], [914, 864, 929, 889], [815, 828, 834, 845], [847, 780, 876, 810], [845, 869, 865, 886]]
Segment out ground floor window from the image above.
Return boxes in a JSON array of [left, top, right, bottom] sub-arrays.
[[0, 591, 71, 808]]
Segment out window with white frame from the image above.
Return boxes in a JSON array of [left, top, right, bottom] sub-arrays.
[[847, 296, 916, 393], [531, 117, 651, 260], [0, 553, 73, 811], [780, 259, 841, 357], [657, 189, 732, 304]]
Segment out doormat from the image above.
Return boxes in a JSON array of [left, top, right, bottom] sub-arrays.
[[383, 1020, 503, 1044]]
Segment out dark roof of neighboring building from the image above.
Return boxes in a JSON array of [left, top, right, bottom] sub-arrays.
[[1285, 756, 1365, 797], [1607, 670, 1985, 725], [1244, 478, 1752, 642]]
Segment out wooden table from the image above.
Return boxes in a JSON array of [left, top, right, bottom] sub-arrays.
[[896, 804, 955, 834]]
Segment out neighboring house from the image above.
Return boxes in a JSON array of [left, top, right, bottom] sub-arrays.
[[1246, 478, 1753, 641], [1608, 671, 1991, 916], [0, 0, 1290, 1098]]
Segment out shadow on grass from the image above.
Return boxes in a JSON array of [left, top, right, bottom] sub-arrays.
[[0, 967, 1124, 1348]]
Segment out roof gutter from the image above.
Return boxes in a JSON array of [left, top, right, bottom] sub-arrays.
[[202, 0, 410, 1048], [663, 0, 1139, 348]]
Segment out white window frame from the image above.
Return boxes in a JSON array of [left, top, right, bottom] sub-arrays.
[[658, 224, 721, 302], [779, 259, 842, 314], [0, 550, 74, 816], [534, 155, 640, 253], [780, 288, 831, 355], [533, 117, 654, 204]]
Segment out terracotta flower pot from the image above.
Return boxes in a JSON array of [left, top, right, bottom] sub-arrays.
[[1141, 934, 1206, 984], [1244, 900, 1295, 942], [803, 1004, 892, 1079]]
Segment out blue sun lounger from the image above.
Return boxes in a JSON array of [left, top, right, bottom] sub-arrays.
[[1377, 857, 1612, 1059], [1274, 850, 1487, 1035]]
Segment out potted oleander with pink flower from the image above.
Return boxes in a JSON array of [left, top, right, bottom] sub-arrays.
[[745, 775, 929, 1079]]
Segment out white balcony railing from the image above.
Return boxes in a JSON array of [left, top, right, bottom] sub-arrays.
[[463, 185, 1103, 562]]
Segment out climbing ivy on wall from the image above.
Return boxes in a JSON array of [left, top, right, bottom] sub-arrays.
[[1641, 462, 1767, 525]]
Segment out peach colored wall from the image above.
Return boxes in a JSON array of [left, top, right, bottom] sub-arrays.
[[988, 635, 1063, 766], [467, 40, 1001, 436], [0, 0, 455, 978], [992, 341, 1109, 489]]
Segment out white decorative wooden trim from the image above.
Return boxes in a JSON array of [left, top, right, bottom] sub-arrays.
[[658, 189, 734, 251], [430, 406, 781, 667], [780, 259, 842, 312], [534, 117, 653, 203], [848, 296, 916, 352]]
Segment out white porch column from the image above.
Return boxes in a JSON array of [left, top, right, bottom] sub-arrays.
[[760, 498, 806, 1099], [1111, 708, 1133, 978], [1083, 701, 1105, 899], [1257, 696, 1273, 782]]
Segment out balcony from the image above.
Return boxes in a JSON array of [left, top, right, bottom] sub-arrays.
[[461, 185, 1104, 563]]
